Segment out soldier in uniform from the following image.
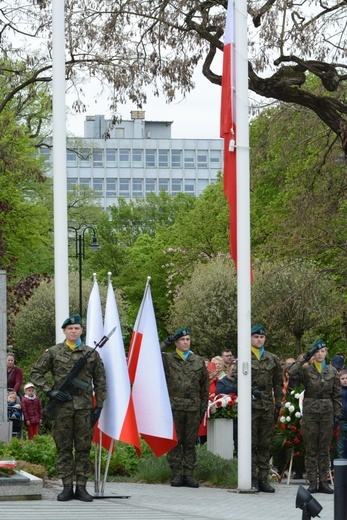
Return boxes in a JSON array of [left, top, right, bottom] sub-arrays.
[[288, 339, 341, 494], [31, 315, 106, 502], [250, 324, 283, 492], [162, 327, 209, 488]]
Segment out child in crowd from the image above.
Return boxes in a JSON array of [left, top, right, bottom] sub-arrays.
[[337, 370, 347, 459], [21, 382, 43, 440], [7, 390, 21, 420]]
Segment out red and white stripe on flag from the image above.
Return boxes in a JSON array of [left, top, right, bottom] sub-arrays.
[[220, 0, 237, 270], [127, 282, 177, 457]]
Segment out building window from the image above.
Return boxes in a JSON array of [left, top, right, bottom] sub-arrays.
[[185, 180, 196, 194], [132, 178, 143, 197], [40, 147, 51, 161], [66, 149, 77, 162], [79, 178, 90, 188], [106, 179, 117, 197], [92, 179, 103, 196], [158, 149, 169, 167], [119, 178, 130, 197], [184, 150, 195, 169], [197, 179, 209, 195], [132, 149, 143, 166], [171, 149, 182, 168], [146, 179, 156, 193], [80, 148, 91, 164], [67, 178, 77, 191], [159, 179, 169, 193], [106, 149, 117, 164], [172, 179, 182, 195], [93, 149, 103, 167], [145, 149, 156, 167], [210, 150, 221, 167], [197, 151, 208, 168], [119, 149, 130, 166]]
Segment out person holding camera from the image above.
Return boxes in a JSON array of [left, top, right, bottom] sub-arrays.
[[288, 339, 341, 494], [250, 324, 283, 493]]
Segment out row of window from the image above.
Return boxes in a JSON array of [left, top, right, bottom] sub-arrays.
[[41, 148, 222, 169], [68, 177, 211, 197]]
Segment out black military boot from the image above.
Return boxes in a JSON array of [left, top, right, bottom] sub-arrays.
[[171, 475, 183, 487], [182, 475, 199, 488], [258, 478, 275, 493], [307, 481, 318, 494], [318, 481, 334, 494], [74, 485, 94, 502], [251, 477, 259, 492], [57, 484, 74, 501]]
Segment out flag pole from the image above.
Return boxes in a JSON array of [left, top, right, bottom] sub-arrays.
[[234, 0, 252, 491]]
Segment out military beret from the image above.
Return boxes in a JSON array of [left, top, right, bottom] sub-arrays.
[[172, 327, 190, 341], [312, 338, 327, 351], [251, 324, 266, 335], [61, 315, 83, 328]]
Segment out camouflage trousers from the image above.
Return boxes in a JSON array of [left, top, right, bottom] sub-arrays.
[[52, 402, 93, 485], [302, 410, 333, 482], [167, 409, 201, 477], [252, 409, 274, 479]]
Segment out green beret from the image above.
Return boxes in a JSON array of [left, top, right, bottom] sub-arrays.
[[251, 324, 266, 335], [172, 327, 190, 341], [61, 315, 82, 329], [312, 338, 326, 351]]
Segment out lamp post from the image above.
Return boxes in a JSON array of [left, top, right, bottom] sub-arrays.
[[68, 226, 100, 317]]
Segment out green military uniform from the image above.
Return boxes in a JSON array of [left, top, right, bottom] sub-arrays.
[[288, 356, 341, 485], [31, 340, 106, 485], [163, 347, 209, 480], [251, 349, 283, 480]]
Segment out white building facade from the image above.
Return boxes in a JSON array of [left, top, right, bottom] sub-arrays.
[[42, 112, 223, 209]]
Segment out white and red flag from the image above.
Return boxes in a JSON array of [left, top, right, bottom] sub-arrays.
[[98, 276, 140, 455], [128, 278, 177, 457], [220, 0, 237, 270], [86, 275, 114, 452]]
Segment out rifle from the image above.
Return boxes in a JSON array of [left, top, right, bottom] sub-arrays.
[[43, 327, 116, 418]]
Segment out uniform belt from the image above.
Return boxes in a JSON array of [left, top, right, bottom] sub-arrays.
[[68, 387, 86, 396], [305, 394, 331, 399], [170, 391, 200, 398]]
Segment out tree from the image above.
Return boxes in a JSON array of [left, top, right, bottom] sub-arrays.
[[167, 256, 237, 359], [3, 2, 347, 152]]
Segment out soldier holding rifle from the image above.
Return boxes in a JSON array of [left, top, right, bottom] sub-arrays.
[[31, 315, 107, 502]]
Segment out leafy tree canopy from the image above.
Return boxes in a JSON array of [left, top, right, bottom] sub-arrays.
[[2, 1, 347, 151]]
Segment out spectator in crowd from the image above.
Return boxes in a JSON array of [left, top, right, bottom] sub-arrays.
[[288, 339, 341, 494], [337, 369, 347, 460], [7, 352, 23, 394], [162, 327, 209, 488], [248, 324, 283, 493], [221, 349, 234, 372], [21, 382, 43, 440], [331, 354, 345, 374], [211, 356, 226, 379], [7, 390, 21, 420]]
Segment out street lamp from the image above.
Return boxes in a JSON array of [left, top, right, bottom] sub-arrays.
[[68, 226, 100, 317]]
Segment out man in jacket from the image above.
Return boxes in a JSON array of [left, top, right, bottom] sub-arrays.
[[31, 315, 106, 502], [250, 324, 283, 493], [162, 327, 209, 488]]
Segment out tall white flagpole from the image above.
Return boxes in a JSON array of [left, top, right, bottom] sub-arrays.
[[52, 0, 69, 341], [235, 0, 252, 491]]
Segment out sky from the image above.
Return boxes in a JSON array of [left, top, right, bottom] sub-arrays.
[[65, 71, 222, 141]]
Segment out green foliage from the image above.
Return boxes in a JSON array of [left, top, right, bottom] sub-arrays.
[[0, 436, 57, 477], [167, 256, 237, 358]]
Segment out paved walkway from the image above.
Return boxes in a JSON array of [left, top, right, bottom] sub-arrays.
[[0, 478, 335, 520]]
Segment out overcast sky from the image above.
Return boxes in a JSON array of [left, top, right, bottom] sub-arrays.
[[66, 71, 222, 141]]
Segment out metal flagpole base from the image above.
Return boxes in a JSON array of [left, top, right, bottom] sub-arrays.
[[93, 493, 130, 499]]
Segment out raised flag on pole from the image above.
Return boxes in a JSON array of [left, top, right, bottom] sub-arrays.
[[86, 275, 114, 452], [98, 275, 140, 455], [127, 277, 177, 457], [220, 0, 237, 270]]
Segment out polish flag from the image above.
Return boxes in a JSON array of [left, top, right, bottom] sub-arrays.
[[220, 0, 237, 270], [86, 275, 114, 452], [98, 277, 140, 455], [127, 279, 177, 457]]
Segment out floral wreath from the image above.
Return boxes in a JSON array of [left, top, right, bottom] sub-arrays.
[[207, 393, 238, 420]]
